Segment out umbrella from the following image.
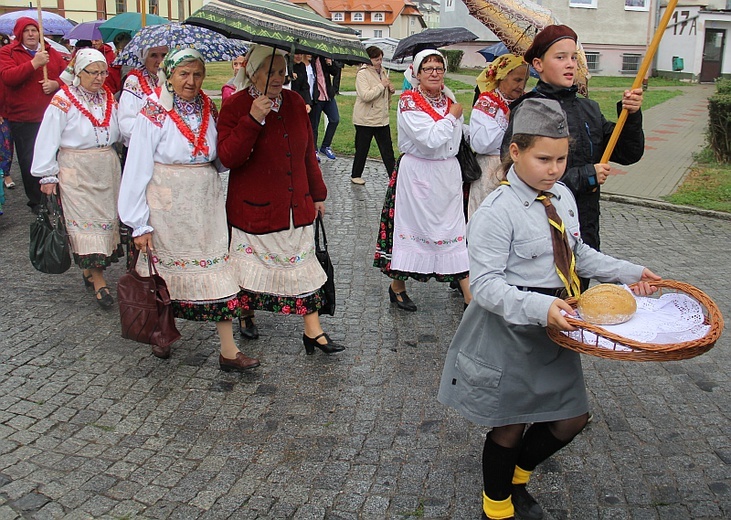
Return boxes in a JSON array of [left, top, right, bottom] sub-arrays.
[[0, 9, 74, 36], [114, 23, 249, 67], [98, 12, 170, 42], [462, 0, 589, 94], [184, 0, 369, 64], [66, 20, 105, 42], [477, 42, 509, 62], [392, 27, 478, 60]]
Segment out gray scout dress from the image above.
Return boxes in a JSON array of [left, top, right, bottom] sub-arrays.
[[437, 168, 645, 427]]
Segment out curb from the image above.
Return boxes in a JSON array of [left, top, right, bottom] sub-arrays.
[[601, 193, 731, 221]]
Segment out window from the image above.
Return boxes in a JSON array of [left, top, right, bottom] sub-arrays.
[[352, 12, 364, 22], [116, 0, 126, 13], [372, 12, 384, 22], [374, 30, 383, 38], [332, 12, 344, 22], [585, 52, 600, 72], [624, 0, 649, 11], [621, 53, 642, 73], [569, 0, 597, 8]]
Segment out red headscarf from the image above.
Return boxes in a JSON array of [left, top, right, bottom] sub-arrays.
[[12, 17, 40, 43]]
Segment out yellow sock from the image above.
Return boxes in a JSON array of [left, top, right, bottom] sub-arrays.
[[483, 492, 514, 519], [512, 465, 532, 485]]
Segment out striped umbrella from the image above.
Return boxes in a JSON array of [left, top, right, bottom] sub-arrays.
[[184, 0, 368, 64]]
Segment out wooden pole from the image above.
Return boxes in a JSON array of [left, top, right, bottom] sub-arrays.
[[600, 0, 679, 164], [36, 0, 48, 81], [141, 0, 147, 29]]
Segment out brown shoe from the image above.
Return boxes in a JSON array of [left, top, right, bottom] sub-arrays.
[[219, 352, 260, 372], [152, 344, 171, 359]]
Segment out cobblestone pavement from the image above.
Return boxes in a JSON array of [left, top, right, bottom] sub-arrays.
[[0, 156, 729, 520]]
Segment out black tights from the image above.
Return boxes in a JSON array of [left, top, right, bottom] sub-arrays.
[[483, 414, 589, 500]]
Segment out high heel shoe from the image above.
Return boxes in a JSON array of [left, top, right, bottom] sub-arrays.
[[302, 333, 345, 355], [388, 285, 417, 312], [238, 314, 259, 340]]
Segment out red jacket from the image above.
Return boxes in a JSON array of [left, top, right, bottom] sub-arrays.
[[99, 43, 122, 95], [0, 17, 66, 123], [218, 89, 327, 235]]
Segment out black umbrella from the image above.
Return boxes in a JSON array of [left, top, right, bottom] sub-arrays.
[[392, 27, 478, 60]]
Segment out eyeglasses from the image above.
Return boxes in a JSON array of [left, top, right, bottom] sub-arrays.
[[82, 69, 109, 78], [421, 66, 445, 75]]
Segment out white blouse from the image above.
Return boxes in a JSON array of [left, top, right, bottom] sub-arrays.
[[470, 90, 510, 156], [118, 97, 220, 236], [31, 86, 121, 179], [118, 70, 157, 146], [397, 91, 462, 160]]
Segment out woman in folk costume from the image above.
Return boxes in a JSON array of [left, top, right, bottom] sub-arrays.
[[468, 53, 528, 219], [217, 44, 345, 356], [32, 49, 123, 309], [374, 49, 472, 312], [118, 48, 260, 370], [117, 44, 169, 145]]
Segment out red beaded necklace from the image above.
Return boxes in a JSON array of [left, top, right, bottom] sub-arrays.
[[60, 83, 114, 128], [127, 68, 156, 96], [162, 89, 212, 158]]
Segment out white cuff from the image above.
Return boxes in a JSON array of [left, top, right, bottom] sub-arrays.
[[39, 176, 59, 185], [132, 225, 154, 237], [446, 114, 458, 127]]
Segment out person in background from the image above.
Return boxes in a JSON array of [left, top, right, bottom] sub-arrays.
[[0, 34, 15, 191], [374, 49, 472, 312], [501, 25, 645, 290], [309, 54, 341, 161], [91, 37, 122, 95], [350, 45, 396, 186], [468, 53, 528, 218], [221, 54, 246, 103], [113, 32, 132, 54], [217, 44, 345, 357], [119, 48, 260, 369], [0, 17, 65, 214], [290, 53, 312, 113], [439, 98, 660, 520], [31, 49, 123, 309]]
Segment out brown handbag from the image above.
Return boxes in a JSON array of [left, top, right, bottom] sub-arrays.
[[117, 247, 181, 348]]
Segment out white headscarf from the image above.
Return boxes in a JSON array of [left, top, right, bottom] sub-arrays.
[[405, 48, 456, 102], [72, 48, 107, 87], [234, 44, 287, 92]]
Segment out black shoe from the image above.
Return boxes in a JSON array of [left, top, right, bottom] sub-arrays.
[[512, 485, 544, 520], [302, 333, 345, 355], [449, 279, 464, 295], [388, 285, 417, 312], [238, 315, 259, 340], [82, 272, 93, 289], [95, 286, 114, 310]]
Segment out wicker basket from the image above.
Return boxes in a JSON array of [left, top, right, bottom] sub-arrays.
[[547, 280, 724, 361]]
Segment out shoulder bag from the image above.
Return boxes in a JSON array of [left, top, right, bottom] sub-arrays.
[[315, 215, 336, 316], [457, 136, 482, 183], [29, 193, 72, 274]]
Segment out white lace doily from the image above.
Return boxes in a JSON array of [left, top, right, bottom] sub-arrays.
[[562, 286, 710, 351]]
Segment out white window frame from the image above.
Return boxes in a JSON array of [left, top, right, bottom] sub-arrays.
[[332, 12, 344, 22], [584, 51, 600, 73], [372, 12, 384, 22], [621, 53, 642, 74], [569, 0, 597, 8], [352, 12, 364, 22], [624, 0, 649, 11], [374, 29, 383, 38]]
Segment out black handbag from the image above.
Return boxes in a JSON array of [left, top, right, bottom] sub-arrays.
[[314, 215, 336, 316], [29, 193, 72, 274], [457, 136, 482, 183], [117, 247, 181, 348]]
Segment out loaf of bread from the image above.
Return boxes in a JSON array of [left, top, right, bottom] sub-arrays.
[[577, 284, 637, 325]]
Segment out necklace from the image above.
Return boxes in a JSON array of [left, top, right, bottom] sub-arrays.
[[166, 91, 211, 157], [127, 68, 157, 96], [60, 83, 113, 128], [404, 89, 452, 122]]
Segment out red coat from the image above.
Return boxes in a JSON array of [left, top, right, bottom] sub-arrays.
[[218, 88, 327, 235], [0, 17, 66, 123]]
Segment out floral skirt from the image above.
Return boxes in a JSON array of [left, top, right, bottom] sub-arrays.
[[74, 245, 124, 270], [239, 289, 324, 315], [374, 158, 468, 283], [0, 119, 13, 175], [172, 292, 243, 322]]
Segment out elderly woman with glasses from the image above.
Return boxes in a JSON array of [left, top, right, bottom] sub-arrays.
[[217, 44, 345, 356], [374, 49, 472, 312], [31, 49, 123, 309], [118, 48, 260, 370]]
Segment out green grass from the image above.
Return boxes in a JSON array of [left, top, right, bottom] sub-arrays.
[[663, 147, 731, 212]]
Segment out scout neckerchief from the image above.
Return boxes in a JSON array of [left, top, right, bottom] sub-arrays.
[[501, 180, 581, 298]]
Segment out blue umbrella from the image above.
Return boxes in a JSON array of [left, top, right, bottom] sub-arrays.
[[114, 23, 248, 67], [66, 20, 105, 42], [0, 9, 74, 36]]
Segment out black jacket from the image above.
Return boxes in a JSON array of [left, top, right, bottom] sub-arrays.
[[290, 61, 312, 105], [501, 81, 644, 250]]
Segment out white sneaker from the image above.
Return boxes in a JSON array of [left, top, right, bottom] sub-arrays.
[[350, 177, 365, 185]]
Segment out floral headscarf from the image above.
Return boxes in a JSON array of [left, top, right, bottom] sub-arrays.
[[72, 49, 107, 87], [158, 47, 205, 110], [476, 53, 526, 93]]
